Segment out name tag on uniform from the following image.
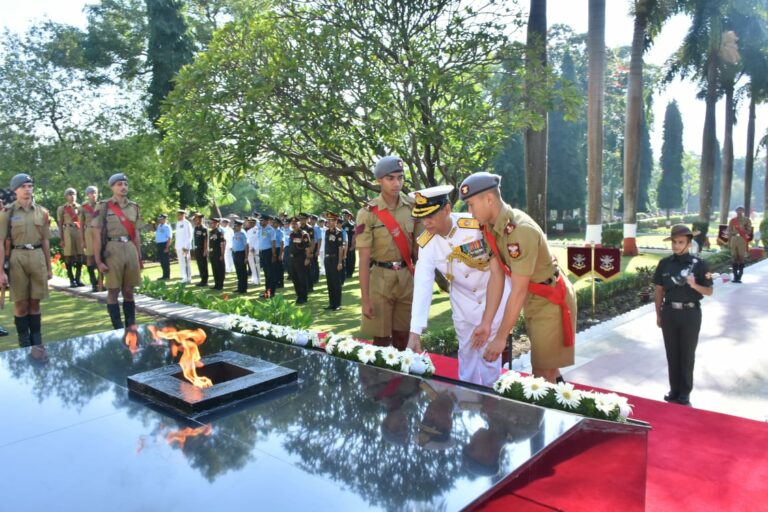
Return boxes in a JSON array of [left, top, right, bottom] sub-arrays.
[[11, 215, 22, 222]]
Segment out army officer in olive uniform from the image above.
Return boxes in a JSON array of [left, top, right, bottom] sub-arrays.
[[57, 188, 85, 288], [0, 174, 53, 346], [92, 173, 143, 330], [460, 172, 576, 384], [356, 156, 420, 350]]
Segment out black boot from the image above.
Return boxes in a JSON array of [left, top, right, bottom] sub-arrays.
[[74, 263, 85, 287], [66, 263, 76, 287], [14, 316, 31, 347], [107, 303, 124, 329], [732, 264, 740, 283], [739, 263, 745, 281], [87, 265, 98, 291], [123, 301, 136, 328], [28, 314, 42, 346]]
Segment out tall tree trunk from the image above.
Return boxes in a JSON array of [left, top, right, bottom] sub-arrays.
[[622, 2, 646, 256], [525, 0, 548, 231], [698, 50, 718, 246], [586, 0, 605, 245], [719, 86, 734, 224], [744, 95, 756, 213]]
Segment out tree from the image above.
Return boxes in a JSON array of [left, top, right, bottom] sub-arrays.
[[548, 53, 586, 219], [717, 30, 740, 224], [524, 0, 548, 229], [657, 101, 684, 219], [494, 133, 526, 208], [586, 0, 605, 244], [638, 106, 653, 213]]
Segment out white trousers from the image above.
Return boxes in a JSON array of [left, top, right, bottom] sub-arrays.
[[248, 249, 261, 285], [176, 248, 192, 282], [225, 249, 234, 273]]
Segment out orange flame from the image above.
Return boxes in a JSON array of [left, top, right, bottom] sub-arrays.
[[147, 326, 213, 388], [166, 424, 213, 449], [124, 329, 138, 354]]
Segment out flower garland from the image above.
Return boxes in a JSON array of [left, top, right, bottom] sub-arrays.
[[224, 316, 435, 377], [493, 371, 633, 423]]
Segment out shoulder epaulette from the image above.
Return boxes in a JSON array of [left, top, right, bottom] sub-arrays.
[[457, 217, 480, 230], [417, 230, 434, 248]]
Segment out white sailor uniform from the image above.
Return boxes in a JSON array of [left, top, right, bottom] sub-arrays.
[[410, 213, 511, 386]]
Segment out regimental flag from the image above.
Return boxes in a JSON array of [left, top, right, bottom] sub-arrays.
[[717, 224, 728, 245], [593, 248, 621, 280], [567, 247, 592, 278]]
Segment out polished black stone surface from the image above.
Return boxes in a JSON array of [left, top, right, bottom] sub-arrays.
[[127, 350, 298, 417], [0, 321, 583, 511]]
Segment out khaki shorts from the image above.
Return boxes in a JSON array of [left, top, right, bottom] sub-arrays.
[[9, 248, 49, 302], [729, 237, 747, 259], [83, 227, 95, 256], [62, 225, 84, 257], [104, 240, 141, 289], [361, 266, 413, 338], [524, 277, 576, 370]]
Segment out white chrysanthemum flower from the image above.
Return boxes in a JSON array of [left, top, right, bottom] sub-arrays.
[[380, 346, 402, 367], [497, 377, 515, 393], [422, 353, 436, 373], [522, 377, 549, 401], [554, 382, 581, 409], [605, 393, 633, 418], [241, 318, 259, 333], [223, 315, 239, 330], [400, 351, 414, 373], [594, 396, 617, 415], [357, 344, 379, 364], [337, 338, 357, 355]]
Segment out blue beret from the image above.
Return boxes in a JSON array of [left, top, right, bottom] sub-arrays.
[[459, 172, 501, 200], [374, 156, 405, 179], [85, 185, 98, 194], [108, 173, 128, 187], [10, 174, 33, 191]]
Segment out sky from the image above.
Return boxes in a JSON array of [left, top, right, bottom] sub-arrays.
[[1, 0, 765, 163]]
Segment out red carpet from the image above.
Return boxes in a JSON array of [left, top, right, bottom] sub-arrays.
[[428, 354, 768, 511]]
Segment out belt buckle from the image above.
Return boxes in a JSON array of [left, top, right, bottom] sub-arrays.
[[121, 236, 130, 242], [671, 302, 683, 310], [23, 244, 34, 250], [391, 261, 402, 270]]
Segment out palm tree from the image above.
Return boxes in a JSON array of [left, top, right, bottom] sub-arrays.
[[525, 0, 548, 230], [717, 30, 740, 224], [586, 0, 605, 245]]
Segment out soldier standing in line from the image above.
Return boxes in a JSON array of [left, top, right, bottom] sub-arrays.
[[92, 173, 143, 330], [341, 208, 356, 282], [281, 216, 294, 283], [192, 213, 209, 287], [299, 213, 315, 292], [220, 218, 235, 273], [460, 172, 575, 384], [57, 188, 86, 288], [175, 209, 194, 284], [355, 156, 420, 350], [288, 216, 312, 305], [208, 218, 226, 290], [246, 216, 261, 286], [272, 216, 285, 289], [726, 206, 752, 283], [308, 214, 322, 285], [231, 218, 249, 293], [0, 174, 52, 346], [0, 189, 14, 337], [323, 211, 346, 311], [155, 214, 172, 280], [258, 214, 277, 298], [80, 186, 101, 291]]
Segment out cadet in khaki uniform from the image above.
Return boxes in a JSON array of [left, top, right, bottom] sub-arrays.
[[0, 174, 53, 346], [726, 206, 752, 283], [356, 156, 420, 350], [57, 188, 86, 288], [92, 173, 143, 330], [80, 185, 101, 291], [460, 172, 575, 383]]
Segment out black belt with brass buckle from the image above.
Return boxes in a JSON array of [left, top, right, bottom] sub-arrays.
[[664, 301, 699, 310], [13, 244, 42, 250], [373, 260, 406, 270], [538, 268, 560, 285]]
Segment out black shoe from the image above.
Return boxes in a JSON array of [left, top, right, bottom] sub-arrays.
[[663, 393, 677, 402], [295, 300, 307, 305], [69, 280, 77, 288], [332, 306, 342, 311], [75, 280, 86, 287], [324, 305, 334, 310], [195, 282, 207, 287], [675, 396, 692, 406], [92, 285, 99, 292], [0, 326, 8, 336]]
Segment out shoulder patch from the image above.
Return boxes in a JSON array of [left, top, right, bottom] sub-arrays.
[[417, 230, 435, 248], [457, 218, 480, 230]]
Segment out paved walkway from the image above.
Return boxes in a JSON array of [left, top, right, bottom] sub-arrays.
[[52, 256, 768, 422]]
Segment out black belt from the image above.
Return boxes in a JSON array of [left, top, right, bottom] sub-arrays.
[[325, 254, 339, 259], [108, 236, 132, 242], [538, 268, 560, 285], [13, 244, 41, 250], [372, 260, 406, 270], [664, 301, 700, 310]]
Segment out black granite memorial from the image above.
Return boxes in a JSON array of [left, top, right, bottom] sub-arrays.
[[0, 321, 649, 511]]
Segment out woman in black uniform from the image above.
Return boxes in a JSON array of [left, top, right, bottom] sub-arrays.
[[653, 224, 714, 406]]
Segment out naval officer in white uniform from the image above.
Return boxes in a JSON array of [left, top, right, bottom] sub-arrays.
[[407, 185, 511, 387]]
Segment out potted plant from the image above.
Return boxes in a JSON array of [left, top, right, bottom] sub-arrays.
[[635, 266, 655, 303]]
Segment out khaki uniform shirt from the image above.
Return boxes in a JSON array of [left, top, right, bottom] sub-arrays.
[[80, 201, 99, 253], [92, 198, 143, 237], [488, 204, 557, 283], [355, 193, 419, 261], [56, 203, 81, 230], [0, 201, 51, 246]]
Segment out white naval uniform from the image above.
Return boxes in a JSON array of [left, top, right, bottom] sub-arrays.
[[246, 225, 261, 285], [318, 226, 328, 275], [410, 213, 511, 387], [174, 218, 194, 283], [223, 225, 235, 273]]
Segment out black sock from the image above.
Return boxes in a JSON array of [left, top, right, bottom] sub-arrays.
[[123, 301, 136, 327], [28, 314, 42, 345], [66, 264, 75, 282], [107, 303, 124, 329], [74, 263, 82, 283], [555, 375, 565, 384], [88, 265, 97, 286], [14, 316, 31, 347]]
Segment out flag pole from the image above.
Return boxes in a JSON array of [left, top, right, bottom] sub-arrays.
[[591, 243, 596, 320]]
